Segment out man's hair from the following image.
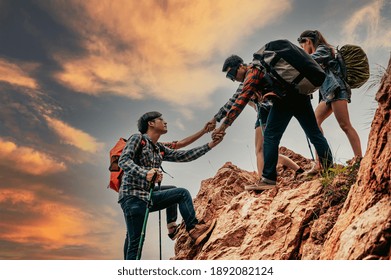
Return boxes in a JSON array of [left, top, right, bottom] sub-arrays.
[[222, 55, 244, 72], [137, 111, 162, 133]]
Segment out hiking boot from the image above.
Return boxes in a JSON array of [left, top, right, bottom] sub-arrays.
[[244, 177, 276, 191], [167, 223, 180, 240], [189, 219, 216, 246]]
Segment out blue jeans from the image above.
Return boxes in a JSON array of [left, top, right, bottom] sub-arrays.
[[262, 93, 333, 181], [120, 186, 197, 260]]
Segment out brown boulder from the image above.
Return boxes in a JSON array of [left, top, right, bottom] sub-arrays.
[[173, 57, 391, 260]]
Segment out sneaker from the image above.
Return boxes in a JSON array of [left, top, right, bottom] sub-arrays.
[[167, 223, 180, 240], [244, 177, 276, 191], [189, 219, 216, 246], [303, 161, 318, 176], [347, 156, 362, 167]]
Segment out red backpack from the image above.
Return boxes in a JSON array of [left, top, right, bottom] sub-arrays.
[[108, 136, 146, 192]]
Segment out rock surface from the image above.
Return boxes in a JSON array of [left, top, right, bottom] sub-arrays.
[[173, 58, 391, 260]]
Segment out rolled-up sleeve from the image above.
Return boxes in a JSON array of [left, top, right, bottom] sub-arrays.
[[224, 67, 264, 126]]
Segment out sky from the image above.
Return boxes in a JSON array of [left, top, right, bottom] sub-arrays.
[[0, 0, 390, 260]]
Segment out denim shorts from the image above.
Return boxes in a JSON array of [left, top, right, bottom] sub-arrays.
[[319, 88, 351, 104]]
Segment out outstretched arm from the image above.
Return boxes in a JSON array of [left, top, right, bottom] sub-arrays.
[[212, 83, 243, 123], [205, 83, 243, 133], [174, 124, 209, 149], [212, 67, 265, 138], [161, 131, 225, 162]]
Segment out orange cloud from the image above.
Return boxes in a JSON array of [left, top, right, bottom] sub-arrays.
[[54, 55, 140, 98], [0, 58, 39, 89], [0, 189, 35, 204], [40, 0, 291, 107], [44, 115, 104, 153], [0, 138, 66, 175], [0, 188, 121, 259]]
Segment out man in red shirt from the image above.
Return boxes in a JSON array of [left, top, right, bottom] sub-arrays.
[[213, 55, 333, 190]]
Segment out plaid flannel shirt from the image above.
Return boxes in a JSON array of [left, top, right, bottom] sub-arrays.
[[224, 66, 265, 126], [118, 134, 210, 202]]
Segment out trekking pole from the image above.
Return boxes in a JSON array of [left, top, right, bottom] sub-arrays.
[[136, 172, 158, 260], [306, 136, 315, 161], [158, 181, 162, 260]]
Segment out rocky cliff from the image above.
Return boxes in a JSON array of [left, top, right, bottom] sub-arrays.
[[173, 58, 391, 260]]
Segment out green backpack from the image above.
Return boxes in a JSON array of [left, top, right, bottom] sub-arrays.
[[336, 44, 370, 89]]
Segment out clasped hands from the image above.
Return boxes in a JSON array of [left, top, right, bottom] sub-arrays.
[[203, 119, 226, 148]]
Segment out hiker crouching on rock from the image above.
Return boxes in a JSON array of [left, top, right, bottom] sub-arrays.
[[118, 111, 223, 260], [212, 55, 333, 190]]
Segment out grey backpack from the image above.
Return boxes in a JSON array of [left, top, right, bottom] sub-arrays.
[[253, 39, 326, 96]]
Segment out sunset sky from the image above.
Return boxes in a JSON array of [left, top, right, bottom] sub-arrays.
[[0, 0, 390, 260]]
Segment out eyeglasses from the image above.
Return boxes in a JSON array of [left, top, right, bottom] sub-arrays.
[[226, 66, 239, 81]]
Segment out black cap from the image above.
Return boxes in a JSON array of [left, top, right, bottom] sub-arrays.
[[222, 55, 244, 72], [137, 111, 162, 133]]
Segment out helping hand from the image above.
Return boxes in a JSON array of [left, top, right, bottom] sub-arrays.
[[208, 130, 225, 148], [211, 125, 225, 141], [204, 118, 217, 133]]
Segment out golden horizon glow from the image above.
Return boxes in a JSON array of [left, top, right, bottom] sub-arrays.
[[0, 188, 121, 259]]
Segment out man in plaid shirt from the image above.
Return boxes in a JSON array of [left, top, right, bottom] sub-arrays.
[[118, 111, 224, 259]]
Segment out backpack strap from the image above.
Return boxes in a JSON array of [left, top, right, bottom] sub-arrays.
[[334, 46, 347, 80], [133, 134, 147, 165], [115, 135, 146, 184], [155, 142, 173, 178], [251, 62, 286, 98], [132, 136, 172, 177], [155, 142, 166, 157]]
